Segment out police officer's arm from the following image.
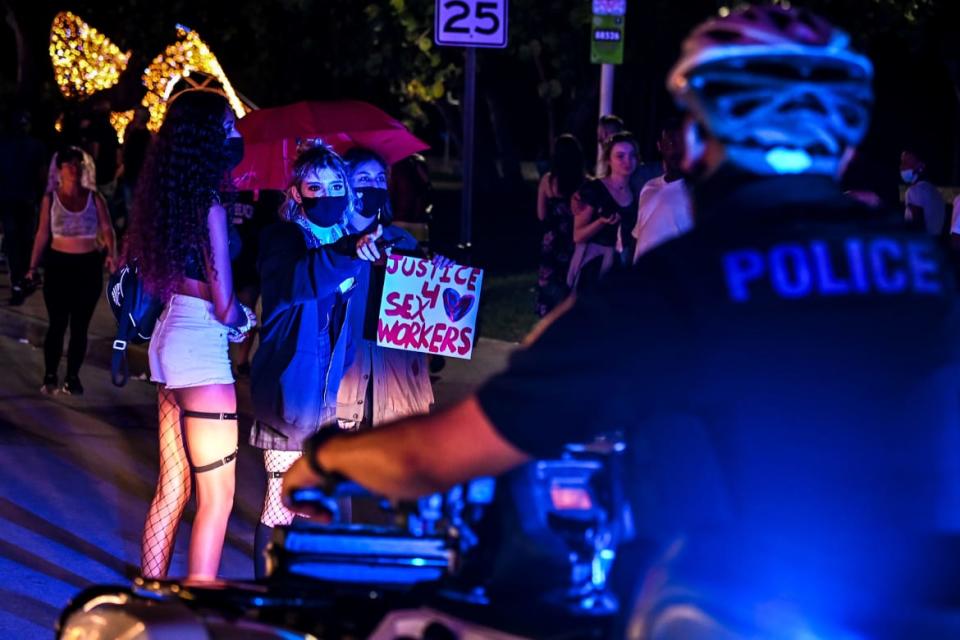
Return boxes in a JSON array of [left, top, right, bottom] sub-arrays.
[[284, 396, 530, 500]]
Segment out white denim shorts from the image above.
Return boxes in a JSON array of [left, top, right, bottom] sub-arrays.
[[148, 294, 235, 389]]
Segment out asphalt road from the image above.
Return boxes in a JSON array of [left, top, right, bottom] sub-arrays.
[[0, 274, 513, 638]]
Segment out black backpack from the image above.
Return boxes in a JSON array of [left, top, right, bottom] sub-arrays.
[[106, 261, 163, 387]]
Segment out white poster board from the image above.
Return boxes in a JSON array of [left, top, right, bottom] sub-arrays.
[[377, 255, 483, 360]]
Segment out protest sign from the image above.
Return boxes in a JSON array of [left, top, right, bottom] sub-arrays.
[[377, 255, 483, 359]]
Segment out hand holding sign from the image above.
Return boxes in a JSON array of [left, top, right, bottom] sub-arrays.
[[377, 255, 483, 359]]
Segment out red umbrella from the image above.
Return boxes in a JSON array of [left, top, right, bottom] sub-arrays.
[[231, 100, 429, 191]]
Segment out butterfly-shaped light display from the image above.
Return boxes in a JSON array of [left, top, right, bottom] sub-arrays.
[[141, 24, 250, 133], [49, 11, 131, 99], [49, 14, 251, 141]]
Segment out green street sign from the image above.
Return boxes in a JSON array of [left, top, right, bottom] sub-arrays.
[[590, 11, 625, 65]]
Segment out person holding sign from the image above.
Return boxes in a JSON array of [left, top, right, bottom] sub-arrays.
[[337, 149, 453, 431], [248, 144, 381, 576]]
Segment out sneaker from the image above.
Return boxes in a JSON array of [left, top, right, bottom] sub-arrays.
[[41, 374, 58, 394], [61, 375, 84, 396], [9, 286, 24, 307]]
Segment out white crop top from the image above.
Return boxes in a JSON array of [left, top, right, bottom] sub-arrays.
[[50, 192, 98, 239]]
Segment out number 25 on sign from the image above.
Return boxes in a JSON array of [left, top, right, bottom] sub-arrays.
[[435, 0, 508, 48]]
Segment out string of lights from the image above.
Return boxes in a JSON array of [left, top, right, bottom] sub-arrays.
[[109, 110, 136, 143], [49, 14, 248, 139]]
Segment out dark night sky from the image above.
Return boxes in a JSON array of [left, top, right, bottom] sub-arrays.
[[3, 1, 960, 183]]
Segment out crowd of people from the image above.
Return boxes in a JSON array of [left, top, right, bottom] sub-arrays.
[[534, 112, 960, 320], [0, 86, 446, 582]]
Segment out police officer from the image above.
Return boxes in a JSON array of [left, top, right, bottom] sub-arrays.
[[284, 6, 960, 636]]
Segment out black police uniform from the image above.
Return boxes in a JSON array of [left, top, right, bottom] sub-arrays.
[[476, 167, 960, 625]]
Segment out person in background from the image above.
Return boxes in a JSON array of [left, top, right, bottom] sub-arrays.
[[229, 190, 284, 377], [596, 113, 659, 196], [568, 132, 638, 289], [79, 96, 121, 208], [536, 134, 585, 317], [0, 108, 46, 305], [128, 90, 252, 582], [338, 147, 453, 431], [632, 117, 693, 261], [26, 147, 116, 395], [595, 114, 625, 179], [249, 144, 381, 577], [841, 148, 899, 209], [948, 192, 960, 252], [387, 153, 433, 256], [118, 107, 152, 233], [900, 147, 945, 236]]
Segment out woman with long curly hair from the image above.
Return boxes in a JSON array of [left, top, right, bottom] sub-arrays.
[[125, 89, 253, 581], [535, 135, 585, 317]]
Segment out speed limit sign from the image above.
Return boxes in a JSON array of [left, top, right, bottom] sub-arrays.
[[435, 0, 508, 48]]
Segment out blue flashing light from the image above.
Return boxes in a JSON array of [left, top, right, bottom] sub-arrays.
[[411, 557, 427, 567], [765, 147, 813, 174]]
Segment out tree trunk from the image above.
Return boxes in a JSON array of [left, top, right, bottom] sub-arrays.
[[530, 47, 557, 155], [4, 2, 27, 97]]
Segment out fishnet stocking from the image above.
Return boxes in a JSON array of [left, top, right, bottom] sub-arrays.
[[141, 387, 191, 578], [260, 450, 302, 527]]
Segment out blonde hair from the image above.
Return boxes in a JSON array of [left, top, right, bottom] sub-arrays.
[[280, 142, 359, 225]]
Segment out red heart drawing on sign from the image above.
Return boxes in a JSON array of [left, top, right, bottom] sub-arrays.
[[443, 288, 475, 323]]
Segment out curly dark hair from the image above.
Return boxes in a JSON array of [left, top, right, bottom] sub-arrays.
[[549, 135, 586, 199], [124, 90, 231, 300]]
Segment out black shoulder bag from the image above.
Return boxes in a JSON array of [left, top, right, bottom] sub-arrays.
[[106, 261, 164, 387]]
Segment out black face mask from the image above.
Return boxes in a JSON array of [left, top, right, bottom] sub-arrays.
[[224, 137, 244, 170], [357, 187, 388, 220], [301, 195, 347, 228]]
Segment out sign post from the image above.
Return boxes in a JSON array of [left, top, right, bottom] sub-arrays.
[[591, 0, 627, 169], [590, 0, 627, 66], [461, 47, 477, 251], [435, 0, 508, 251]]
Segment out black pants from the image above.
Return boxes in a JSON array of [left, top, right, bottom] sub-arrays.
[[43, 250, 103, 378], [0, 199, 36, 288]]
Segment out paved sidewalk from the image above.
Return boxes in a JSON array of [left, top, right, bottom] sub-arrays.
[[0, 271, 515, 638]]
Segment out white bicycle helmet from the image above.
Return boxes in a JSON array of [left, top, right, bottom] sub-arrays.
[[667, 4, 874, 176]]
